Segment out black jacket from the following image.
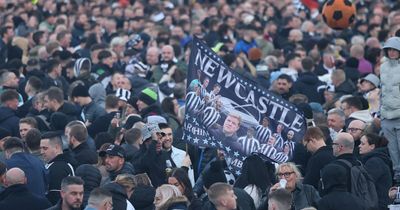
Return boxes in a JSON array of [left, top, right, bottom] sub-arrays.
[[46, 153, 75, 205], [88, 111, 117, 139], [334, 80, 356, 98], [75, 164, 102, 207], [303, 146, 335, 192], [0, 184, 52, 210], [133, 141, 168, 187], [103, 182, 130, 210], [130, 184, 156, 210], [108, 162, 135, 183], [293, 72, 326, 104], [361, 147, 392, 210], [71, 141, 98, 167], [318, 163, 365, 210], [0, 106, 20, 137], [292, 183, 320, 210], [55, 102, 79, 122], [330, 153, 359, 192]]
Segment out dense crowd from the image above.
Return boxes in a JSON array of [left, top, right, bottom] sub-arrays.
[[0, 0, 399, 210]]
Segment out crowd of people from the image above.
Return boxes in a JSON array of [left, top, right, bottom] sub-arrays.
[[0, 0, 399, 210]]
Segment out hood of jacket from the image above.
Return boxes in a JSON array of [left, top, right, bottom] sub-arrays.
[[349, 110, 373, 123], [321, 163, 347, 195], [0, 106, 16, 122], [131, 185, 156, 209], [383, 37, 400, 57], [362, 147, 392, 166], [75, 164, 102, 191], [88, 83, 106, 105], [103, 182, 128, 199], [297, 72, 320, 85]]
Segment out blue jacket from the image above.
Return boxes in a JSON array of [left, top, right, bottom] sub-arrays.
[[5, 152, 48, 197], [0, 106, 19, 137]]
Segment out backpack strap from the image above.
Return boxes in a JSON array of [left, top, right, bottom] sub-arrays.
[[337, 159, 352, 168]]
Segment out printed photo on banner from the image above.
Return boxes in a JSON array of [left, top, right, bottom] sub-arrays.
[[183, 37, 307, 174]]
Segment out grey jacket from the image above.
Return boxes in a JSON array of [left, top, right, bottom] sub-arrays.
[[381, 37, 400, 119], [82, 101, 106, 123]]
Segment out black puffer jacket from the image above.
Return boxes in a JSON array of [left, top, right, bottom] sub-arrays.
[[0, 106, 19, 137], [75, 164, 102, 207], [361, 147, 392, 210]]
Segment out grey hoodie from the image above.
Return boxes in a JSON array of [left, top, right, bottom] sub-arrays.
[[89, 83, 106, 109], [380, 37, 400, 119]]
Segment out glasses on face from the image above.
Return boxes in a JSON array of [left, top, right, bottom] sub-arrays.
[[347, 127, 363, 133], [277, 171, 294, 178]]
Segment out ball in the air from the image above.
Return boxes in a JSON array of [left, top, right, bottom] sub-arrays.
[[322, 0, 356, 30]]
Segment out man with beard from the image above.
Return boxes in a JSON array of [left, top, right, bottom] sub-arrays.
[[271, 74, 294, 100], [99, 144, 134, 184], [46, 176, 84, 210], [151, 45, 187, 83]]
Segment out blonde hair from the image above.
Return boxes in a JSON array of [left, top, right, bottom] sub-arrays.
[[155, 184, 182, 209], [133, 173, 153, 187], [276, 162, 303, 180], [115, 173, 136, 192]]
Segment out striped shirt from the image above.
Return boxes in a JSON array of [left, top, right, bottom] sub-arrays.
[[258, 144, 277, 159], [202, 107, 221, 128], [238, 136, 260, 155], [256, 125, 272, 144], [186, 92, 202, 112]]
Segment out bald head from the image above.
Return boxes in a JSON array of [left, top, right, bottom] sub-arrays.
[[5, 168, 26, 186], [333, 132, 354, 156], [347, 120, 366, 141], [146, 47, 160, 65]]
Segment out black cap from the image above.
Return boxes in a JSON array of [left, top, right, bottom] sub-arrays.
[[99, 144, 125, 158]]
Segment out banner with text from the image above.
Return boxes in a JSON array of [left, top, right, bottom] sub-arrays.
[[183, 37, 307, 175]]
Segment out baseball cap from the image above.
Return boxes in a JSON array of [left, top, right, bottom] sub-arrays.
[[99, 144, 126, 158]]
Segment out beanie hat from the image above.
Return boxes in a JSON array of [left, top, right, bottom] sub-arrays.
[[138, 88, 158, 105], [71, 84, 90, 98], [203, 160, 227, 189], [115, 88, 131, 102], [248, 48, 262, 61]]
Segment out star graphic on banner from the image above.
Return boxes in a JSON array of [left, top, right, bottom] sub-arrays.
[[218, 141, 223, 147], [262, 91, 265, 95], [187, 135, 192, 141], [202, 139, 208, 144], [285, 103, 288, 106], [295, 108, 298, 111], [271, 96, 275, 99], [242, 156, 246, 161], [226, 146, 231, 152], [210, 142, 216, 147], [185, 114, 190, 120], [258, 89, 261, 92], [193, 137, 199, 144], [245, 82, 248, 85], [236, 170, 241, 176], [249, 84, 252, 87], [234, 151, 239, 157], [290, 106, 293, 109], [192, 118, 197, 123], [228, 166, 233, 171], [267, 94, 270, 97]]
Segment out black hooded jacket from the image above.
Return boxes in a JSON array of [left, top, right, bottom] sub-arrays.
[[75, 164, 102, 207], [293, 72, 326, 104], [130, 184, 156, 210], [318, 164, 365, 210], [361, 147, 392, 209], [103, 182, 130, 210]]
